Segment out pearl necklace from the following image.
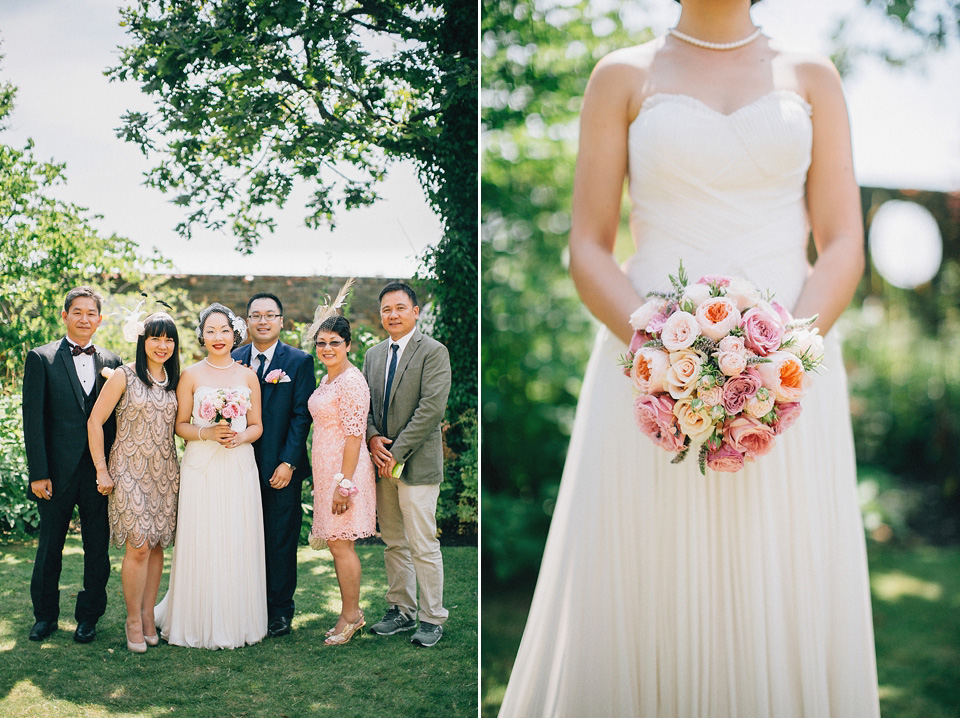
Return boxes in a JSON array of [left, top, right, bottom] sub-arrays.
[[149, 366, 169, 387], [203, 358, 235, 370], [668, 26, 762, 51]]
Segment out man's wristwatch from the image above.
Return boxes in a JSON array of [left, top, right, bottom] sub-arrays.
[[283, 461, 296, 471]]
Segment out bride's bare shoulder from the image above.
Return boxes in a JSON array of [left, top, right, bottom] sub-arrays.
[[585, 38, 663, 114], [770, 45, 845, 106]]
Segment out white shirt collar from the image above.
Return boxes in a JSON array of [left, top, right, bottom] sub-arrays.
[[65, 337, 93, 350], [252, 340, 279, 363], [389, 328, 416, 354]]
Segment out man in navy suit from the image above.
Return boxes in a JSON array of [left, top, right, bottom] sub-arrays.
[[233, 292, 315, 637], [22, 287, 122, 643]]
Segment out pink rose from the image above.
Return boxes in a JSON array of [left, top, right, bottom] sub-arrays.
[[771, 402, 803, 435], [721, 373, 761, 414], [646, 311, 669, 335], [629, 298, 667, 332], [697, 384, 724, 407], [221, 403, 238, 420], [664, 349, 704, 399], [696, 274, 731, 288], [718, 335, 745, 355], [770, 300, 793, 325], [628, 330, 653, 356], [694, 297, 742, 341], [725, 416, 777, 458], [706, 441, 745, 473], [716, 351, 747, 376], [741, 308, 785, 357], [634, 394, 685, 452], [755, 351, 808, 403], [632, 347, 670, 394], [198, 399, 216, 421], [660, 311, 700, 351]]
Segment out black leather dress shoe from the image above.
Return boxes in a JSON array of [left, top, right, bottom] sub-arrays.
[[29, 620, 57, 642], [267, 616, 291, 637], [73, 621, 97, 643]]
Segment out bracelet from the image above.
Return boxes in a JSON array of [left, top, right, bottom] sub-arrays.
[[199, 427, 206, 441], [94, 457, 106, 467]]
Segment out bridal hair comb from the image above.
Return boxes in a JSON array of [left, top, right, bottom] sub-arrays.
[[302, 278, 355, 348]]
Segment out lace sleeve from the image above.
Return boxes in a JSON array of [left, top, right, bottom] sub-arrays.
[[336, 369, 370, 437]]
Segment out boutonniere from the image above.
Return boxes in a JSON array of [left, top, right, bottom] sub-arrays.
[[100, 367, 115, 380], [264, 368, 291, 384]]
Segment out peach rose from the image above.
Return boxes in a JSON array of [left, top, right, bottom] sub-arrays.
[[718, 335, 746, 355], [697, 384, 724, 407], [630, 298, 667, 332], [665, 349, 705, 399], [741, 307, 785, 357], [706, 441, 745, 473], [725, 416, 777, 458], [695, 296, 742, 340], [755, 351, 808, 403], [634, 394, 685, 452], [745, 387, 775, 418], [632, 347, 670, 394], [716, 351, 747, 377], [673, 398, 715, 443], [660, 310, 701, 351]]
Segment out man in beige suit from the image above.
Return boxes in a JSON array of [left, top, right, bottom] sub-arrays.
[[363, 282, 451, 647]]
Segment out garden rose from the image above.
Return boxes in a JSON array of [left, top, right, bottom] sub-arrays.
[[660, 311, 700, 351], [721, 373, 761, 414], [726, 416, 777, 458], [646, 311, 669, 334], [629, 298, 667, 332], [673, 398, 715, 443], [696, 274, 731, 288], [221, 403, 238, 420], [632, 347, 670, 394], [772, 402, 803, 435], [706, 441, 745, 473], [634, 394, 685, 452], [725, 277, 762, 310], [716, 351, 747, 376], [755, 351, 808, 403], [664, 349, 705, 399], [770, 300, 792, 324], [745, 387, 775, 418], [681, 283, 712, 309], [718, 335, 746, 355], [697, 384, 724, 407], [695, 296, 742, 340], [784, 327, 825, 365], [741, 308, 785, 357], [198, 399, 217, 422]]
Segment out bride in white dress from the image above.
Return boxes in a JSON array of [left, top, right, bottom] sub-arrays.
[[499, 1, 881, 715], [155, 303, 268, 649]]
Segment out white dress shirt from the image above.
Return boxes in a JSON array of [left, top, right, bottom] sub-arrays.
[[384, 328, 415, 393], [66, 338, 96, 394], [251, 341, 279, 377]]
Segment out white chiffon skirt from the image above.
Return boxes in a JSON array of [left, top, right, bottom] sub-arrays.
[[155, 440, 267, 649], [499, 327, 881, 717]]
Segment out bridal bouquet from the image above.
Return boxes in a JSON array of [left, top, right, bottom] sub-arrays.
[[197, 388, 251, 428], [621, 262, 824, 473]]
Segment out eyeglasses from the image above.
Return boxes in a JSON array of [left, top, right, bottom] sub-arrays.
[[249, 313, 281, 322], [315, 340, 345, 349]]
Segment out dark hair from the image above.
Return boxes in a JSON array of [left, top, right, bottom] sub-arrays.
[[196, 303, 244, 349], [378, 282, 418, 308], [313, 315, 352, 346], [245, 292, 283, 317], [135, 313, 180, 391], [63, 287, 103, 314]]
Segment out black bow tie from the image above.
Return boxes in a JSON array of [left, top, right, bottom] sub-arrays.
[[71, 344, 96, 357]]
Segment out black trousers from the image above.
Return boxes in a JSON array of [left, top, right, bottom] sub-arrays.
[[261, 478, 303, 621], [30, 453, 110, 623]]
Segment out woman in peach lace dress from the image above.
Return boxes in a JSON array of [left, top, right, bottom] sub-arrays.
[[307, 315, 376, 645]]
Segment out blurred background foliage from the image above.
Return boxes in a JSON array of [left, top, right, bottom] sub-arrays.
[[481, 0, 960, 589]]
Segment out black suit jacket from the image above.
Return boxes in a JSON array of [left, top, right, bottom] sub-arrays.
[[232, 341, 315, 484], [22, 338, 122, 497]]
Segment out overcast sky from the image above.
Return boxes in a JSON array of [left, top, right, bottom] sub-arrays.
[[1, 0, 958, 276]]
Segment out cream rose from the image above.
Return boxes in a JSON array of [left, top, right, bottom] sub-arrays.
[[716, 351, 747, 376], [673, 398, 716, 443], [681, 283, 713, 309], [694, 296, 742, 340], [718, 335, 746, 355], [745, 387, 775, 418], [660, 311, 701, 351], [629, 298, 667, 332], [784, 326, 825, 365], [725, 277, 762, 311], [632, 347, 670, 394], [665, 349, 705, 399]]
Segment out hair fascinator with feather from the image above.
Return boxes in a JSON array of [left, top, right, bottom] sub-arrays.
[[303, 278, 355, 348]]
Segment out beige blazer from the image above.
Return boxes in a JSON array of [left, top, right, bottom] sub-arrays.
[[362, 328, 451, 485]]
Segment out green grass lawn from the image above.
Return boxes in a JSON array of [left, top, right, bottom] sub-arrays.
[[481, 541, 960, 718], [0, 538, 477, 717]]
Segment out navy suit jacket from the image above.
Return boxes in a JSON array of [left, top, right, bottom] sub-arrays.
[[232, 341, 315, 485]]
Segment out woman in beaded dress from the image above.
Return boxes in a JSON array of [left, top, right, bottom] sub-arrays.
[[88, 312, 180, 653], [306, 311, 376, 646]]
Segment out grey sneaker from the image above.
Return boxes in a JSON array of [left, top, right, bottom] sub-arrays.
[[369, 606, 416, 635], [410, 621, 443, 647]]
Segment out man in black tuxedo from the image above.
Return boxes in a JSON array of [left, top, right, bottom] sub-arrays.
[[233, 292, 315, 637], [22, 287, 122, 643]]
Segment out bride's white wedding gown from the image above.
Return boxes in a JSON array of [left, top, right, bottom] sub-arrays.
[[155, 385, 268, 649], [499, 91, 881, 716]]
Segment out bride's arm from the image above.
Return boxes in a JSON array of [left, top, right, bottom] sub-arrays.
[[238, 374, 263, 445], [793, 57, 865, 335], [568, 54, 647, 346]]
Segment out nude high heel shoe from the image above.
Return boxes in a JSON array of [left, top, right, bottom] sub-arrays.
[[125, 626, 147, 654], [324, 610, 365, 646]]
